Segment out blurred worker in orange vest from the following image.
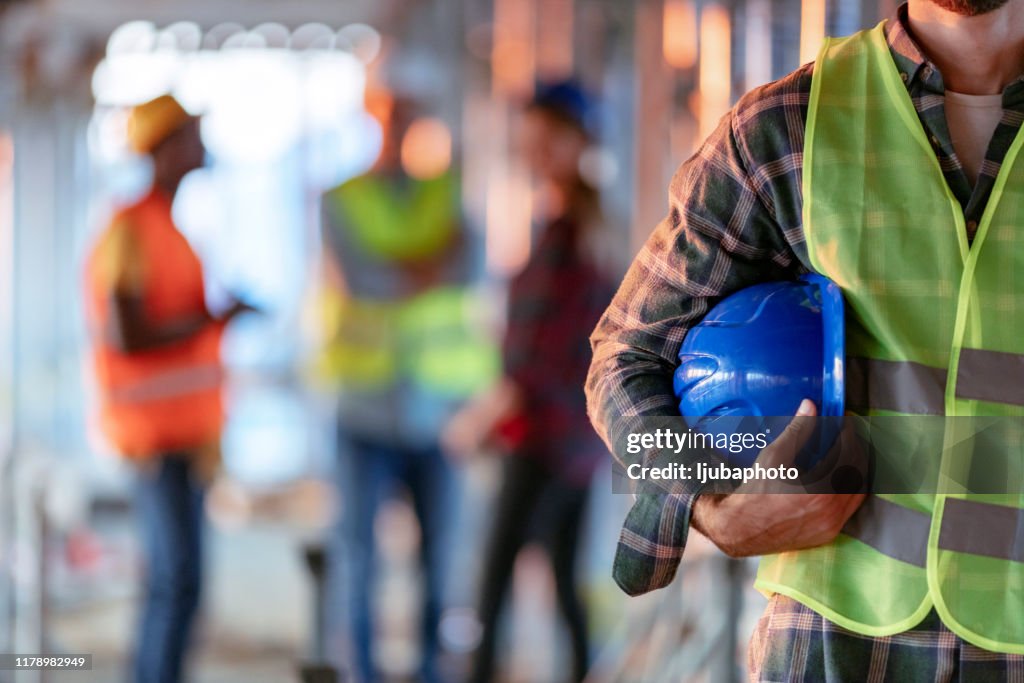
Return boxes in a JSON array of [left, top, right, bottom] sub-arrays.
[[84, 94, 253, 683]]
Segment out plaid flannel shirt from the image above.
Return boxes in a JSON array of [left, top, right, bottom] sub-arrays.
[[749, 594, 1024, 680], [503, 214, 616, 485], [585, 3, 1024, 596]]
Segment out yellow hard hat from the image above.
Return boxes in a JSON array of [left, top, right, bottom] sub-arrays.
[[126, 94, 194, 154]]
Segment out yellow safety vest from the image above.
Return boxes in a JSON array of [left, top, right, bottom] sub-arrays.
[[756, 22, 1024, 653], [317, 172, 497, 397], [333, 172, 457, 262]]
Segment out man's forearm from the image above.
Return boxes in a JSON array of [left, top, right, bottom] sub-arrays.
[[689, 493, 721, 537], [106, 292, 215, 353], [587, 340, 710, 595]]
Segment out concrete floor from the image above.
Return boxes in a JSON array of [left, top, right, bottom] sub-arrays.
[[8, 473, 757, 683], [44, 521, 311, 683], [28, 482, 577, 683]]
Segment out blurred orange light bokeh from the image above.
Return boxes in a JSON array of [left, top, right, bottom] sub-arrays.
[[401, 117, 452, 180], [800, 0, 826, 66], [697, 4, 731, 141], [663, 0, 697, 70]]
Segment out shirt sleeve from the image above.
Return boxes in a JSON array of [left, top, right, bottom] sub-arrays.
[[586, 105, 801, 596], [92, 216, 145, 297]]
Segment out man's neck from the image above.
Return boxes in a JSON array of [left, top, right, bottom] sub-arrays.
[[907, 0, 1024, 95], [152, 173, 181, 199]]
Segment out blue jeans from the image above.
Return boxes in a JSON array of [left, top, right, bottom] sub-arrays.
[[132, 455, 205, 683], [327, 435, 454, 683]]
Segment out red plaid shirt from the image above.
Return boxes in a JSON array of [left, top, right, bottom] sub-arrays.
[[504, 214, 616, 486]]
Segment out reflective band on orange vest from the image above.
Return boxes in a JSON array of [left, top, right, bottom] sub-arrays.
[[842, 495, 930, 567], [846, 357, 947, 415], [104, 363, 222, 404], [956, 348, 1024, 407]]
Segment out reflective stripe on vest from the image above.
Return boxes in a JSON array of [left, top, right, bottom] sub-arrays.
[[847, 351, 1024, 414], [939, 498, 1024, 563], [842, 495, 930, 568], [956, 349, 1024, 406], [754, 21, 1024, 652], [846, 357, 947, 414], [104, 363, 223, 404], [844, 496, 1024, 567]]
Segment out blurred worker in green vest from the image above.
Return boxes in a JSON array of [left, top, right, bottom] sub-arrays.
[[317, 89, 497, 683]]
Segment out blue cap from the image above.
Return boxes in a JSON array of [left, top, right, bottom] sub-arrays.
[[530, 80, 598, 138]]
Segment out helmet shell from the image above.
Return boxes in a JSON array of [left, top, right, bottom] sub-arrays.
[[673, 274, 845, 467]]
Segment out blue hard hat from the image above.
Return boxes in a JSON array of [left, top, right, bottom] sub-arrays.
[[673, 274, 845, 467], [530, 80, 599, 138]]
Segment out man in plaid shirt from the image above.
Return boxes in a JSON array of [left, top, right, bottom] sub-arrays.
[[586, 0, 1024, 679]]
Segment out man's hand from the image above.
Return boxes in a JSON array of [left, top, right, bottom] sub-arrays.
[[691, 399, 867, 558], [442, 399, 493, 460], [442, 378, 522, 460]]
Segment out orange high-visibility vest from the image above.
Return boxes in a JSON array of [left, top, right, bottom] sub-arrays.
[[85, 189, 223, 458]]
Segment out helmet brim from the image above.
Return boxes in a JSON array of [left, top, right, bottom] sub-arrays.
[[802, 273, 845, 417]]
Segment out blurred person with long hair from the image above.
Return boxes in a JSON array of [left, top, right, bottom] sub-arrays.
[[84, 95, 253, 683], [444, 81, 616, 683]]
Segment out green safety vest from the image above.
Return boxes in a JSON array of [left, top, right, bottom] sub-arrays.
[[755, 22, 1024, 653], [318, 172, 498, 397], [396, 286, 499, 396], [333, 171, 457, 262]]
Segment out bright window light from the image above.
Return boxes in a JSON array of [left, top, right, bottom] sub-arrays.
[[105, 20, 157, 55]]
